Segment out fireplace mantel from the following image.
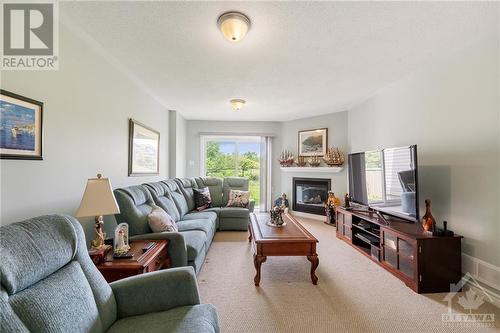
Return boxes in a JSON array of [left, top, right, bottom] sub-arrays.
[[280, 167, 343, 173]]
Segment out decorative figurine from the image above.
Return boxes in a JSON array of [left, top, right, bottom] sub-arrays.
[[273, 206, 285, 225], [269, 205, 285, 226], [116, 230, 127, 253], [344, 193, 351, 208], [114, 223, 130, 256], [91, 219, 107, 250], [279, 150, 294, 167], [274, 193, 289, 213], [421, 199, 436, 232], [325, 191, 341, 225], [325, 191, 341, 208], [323, 147, 345, 167]]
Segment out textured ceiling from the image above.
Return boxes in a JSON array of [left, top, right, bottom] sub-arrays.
[[61, 2, 498, 121]]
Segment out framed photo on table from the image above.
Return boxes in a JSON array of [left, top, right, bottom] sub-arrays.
[[128, 119, 160, 176], [298, 128, 327, 156], [0, 90, 43, 160]]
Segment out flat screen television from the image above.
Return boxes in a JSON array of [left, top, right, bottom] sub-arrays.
[[348, 145, 419, 223]]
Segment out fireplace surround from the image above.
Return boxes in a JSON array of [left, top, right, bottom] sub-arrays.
[[292, 177, 331, 215]]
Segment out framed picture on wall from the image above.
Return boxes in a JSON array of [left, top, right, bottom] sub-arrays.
[[128, 119, 160, 176], [0, 90, 43, 160], [298, 128, 328, 156]]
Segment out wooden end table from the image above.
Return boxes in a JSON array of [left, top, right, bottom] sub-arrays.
[[249, 213, 319, 286], [92, 240, 170, 283]]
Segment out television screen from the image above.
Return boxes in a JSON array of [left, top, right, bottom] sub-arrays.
[[348, 145, 419, 222]]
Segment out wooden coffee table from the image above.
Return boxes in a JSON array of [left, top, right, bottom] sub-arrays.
[[249, 213, 319, 286]]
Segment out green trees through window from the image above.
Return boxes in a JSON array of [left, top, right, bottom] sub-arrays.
[[365, 151, 383, 202], [205, 140, 261, 206], [205, 140, 261, 205]]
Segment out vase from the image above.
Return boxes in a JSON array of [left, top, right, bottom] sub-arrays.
[[422, 199, 435, 232]]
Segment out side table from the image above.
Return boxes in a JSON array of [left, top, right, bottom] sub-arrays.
[[92, 240, 170, 283]]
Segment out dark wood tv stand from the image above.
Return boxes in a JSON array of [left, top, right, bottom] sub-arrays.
[[335, 206, 462, 293]]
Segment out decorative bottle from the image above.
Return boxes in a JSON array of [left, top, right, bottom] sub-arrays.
[[422, 199, 435, 232]]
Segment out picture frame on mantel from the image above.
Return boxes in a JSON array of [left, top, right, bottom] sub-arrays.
[[128, 119, 160, 176], [0, 90, 43, 160], [298, 128, 328, 157]]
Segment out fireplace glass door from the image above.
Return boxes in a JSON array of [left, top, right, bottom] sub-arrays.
[[293, 177, 331, 215]]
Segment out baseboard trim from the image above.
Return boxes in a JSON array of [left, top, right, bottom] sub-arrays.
[[466, 281, 500, 308], [462, 253, 500, 307]]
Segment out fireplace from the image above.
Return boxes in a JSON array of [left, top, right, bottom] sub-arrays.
[[293, 177, 331, 215]]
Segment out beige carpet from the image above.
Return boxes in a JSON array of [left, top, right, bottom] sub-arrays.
[[197, 217, 499, 333]]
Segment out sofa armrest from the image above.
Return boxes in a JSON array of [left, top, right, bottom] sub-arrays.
[[130, 232, 187, 267], [248, 200, 255, 213], [110, 267, 200, 319]]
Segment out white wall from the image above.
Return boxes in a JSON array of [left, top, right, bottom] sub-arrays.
[[185, 120, 282, 199], [169, 110, 187, 178], [348, 36, 500, 267], [176, 113, 187, 178], [0, 23, 169, 239], [280, 112, 349, 212]]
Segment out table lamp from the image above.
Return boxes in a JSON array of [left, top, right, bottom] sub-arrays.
[[76, 173, 120, 250]]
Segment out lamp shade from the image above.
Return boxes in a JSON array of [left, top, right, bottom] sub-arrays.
[[76, 175, 120, 218]]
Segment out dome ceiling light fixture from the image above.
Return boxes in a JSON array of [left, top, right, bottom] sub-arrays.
[[217, 11, 251, 42], [230, 99, 246, 110]]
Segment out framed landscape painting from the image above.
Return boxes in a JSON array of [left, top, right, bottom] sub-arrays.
[[128, 119, 160, 176], [0, 90, 43, 160], [298, 128, 328, 156]]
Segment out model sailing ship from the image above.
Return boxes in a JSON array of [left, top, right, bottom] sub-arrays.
[[279, 149, 294, 167], [323, 147, 344, 167]]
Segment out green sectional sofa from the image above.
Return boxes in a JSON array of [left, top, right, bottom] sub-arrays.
[[0, 214, 219, 333], [114, 177, 254, 274]]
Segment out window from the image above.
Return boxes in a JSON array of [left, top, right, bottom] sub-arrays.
[[365, 147, 414, 204], [201, 135, 271, 211], [365, 151, 383, 202], [383, 147, 413, 202]]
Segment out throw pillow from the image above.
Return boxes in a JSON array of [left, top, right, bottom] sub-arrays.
[[226, 190, 250, 208], [194, 187, 213, 211], [148, 205, 178, 232]]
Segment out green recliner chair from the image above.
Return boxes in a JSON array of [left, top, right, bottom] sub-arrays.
[[0, 214, 220, 333]]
